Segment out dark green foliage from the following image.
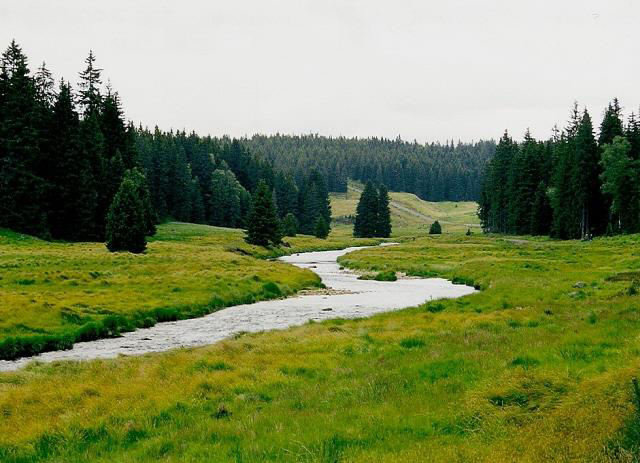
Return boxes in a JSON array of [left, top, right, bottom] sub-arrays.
[[480, 99, 640, 238], [353, 181, 379, 238], [429, 220, 442, 234], [105, 170, 151, 253], [208, 169, 248, 228], [314, 215, 330, 239], [282, 212, 298, 237], [244, 134, 495, 201], [0, 41, 49, 237], [376, 184, 392, 238], [600, 137, 640, 234], [245, 180, 281, 247], [298, 170, 331, 235]]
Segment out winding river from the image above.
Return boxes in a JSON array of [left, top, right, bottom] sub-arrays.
[[0, 245, 476, 372]]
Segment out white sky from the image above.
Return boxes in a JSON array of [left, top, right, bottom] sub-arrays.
[[1, 1, 638, 142]]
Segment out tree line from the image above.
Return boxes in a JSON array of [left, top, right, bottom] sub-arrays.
[[242, 134, 495, 201], [479, 99, 640, 238], [0, 41, 333, 249]]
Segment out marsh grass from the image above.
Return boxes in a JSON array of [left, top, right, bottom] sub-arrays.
[[1, 231, 640, 461], [0, 223, 378, 360]]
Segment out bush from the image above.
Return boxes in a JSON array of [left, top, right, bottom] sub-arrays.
[[429, 220, 442, 234], [358, 271, 397, 281]]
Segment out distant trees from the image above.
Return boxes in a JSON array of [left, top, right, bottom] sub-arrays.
[[105, 169, 154, 253], [429, 220, 442, 234], [479, 99, 640, 238], [298, 170, 331, 236], [243, 134, 495, 201], [353, 182, 392, 238], [245, 180, 282, 247]]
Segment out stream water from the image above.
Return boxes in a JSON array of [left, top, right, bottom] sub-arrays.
[[0, 245, 476, 372]]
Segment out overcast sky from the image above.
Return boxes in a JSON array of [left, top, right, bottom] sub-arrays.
[[1, 1, 638, 142]]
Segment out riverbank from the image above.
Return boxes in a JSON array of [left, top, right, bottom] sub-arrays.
[[1, 233, 639, 461], [0, 245, 474, 371], [0, 223, 380, 361]]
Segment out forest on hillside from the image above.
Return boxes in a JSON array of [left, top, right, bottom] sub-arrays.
[[243, 134, 495, 201], [0, 41, 331, 242], [479, 99, 640, 238]]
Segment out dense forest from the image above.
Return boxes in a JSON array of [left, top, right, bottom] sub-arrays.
[[479, 99, 640, 238], [243, 134, 495, 201], [0, 41, 332, 244]]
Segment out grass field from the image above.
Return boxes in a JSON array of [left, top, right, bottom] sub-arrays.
[[0, 223, 380, 360], [330, 182, 480, 233], [1, 230, 640, 461]]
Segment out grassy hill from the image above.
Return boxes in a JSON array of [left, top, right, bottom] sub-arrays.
[[330, 182, 480, 233]]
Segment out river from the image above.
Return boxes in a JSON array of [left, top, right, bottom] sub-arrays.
[[0, 245, 476, 372]]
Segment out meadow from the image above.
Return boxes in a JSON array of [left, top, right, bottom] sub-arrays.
[[1, 229, 640, 461], [330, 182, 480, 234], [0, 223, 379, 360]]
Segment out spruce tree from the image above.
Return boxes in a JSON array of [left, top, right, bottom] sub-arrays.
[[47, 81, 97, 240], [429, 220, 442, 234], [314, 215, 330, 239], [77, 50, 102, 117], [245, 180, 281, 247], [600, 136, 638, 233], [282, 212, 298, 237], [125, 167, 157, 236], [353, 181, 379, 237], [298, 170, 331, 235], [376, 184, 392, 237], [0, 41, 49, 237], [105, 171, 148, 253], [573, 110, 603, 238]]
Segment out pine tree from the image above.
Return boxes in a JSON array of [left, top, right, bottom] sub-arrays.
[[0, 41, 49, 237], [77, 50, 102, 117], [190, 177, 205, 224], [298, 170, 331, 235], [573, 109, 603, 238], [209, 169, 246, 228], [600, 136, 638, 233], [282, 212, 298, 237], [429, 220, 442, 234], [105, 171, 148, 253], [125, 167, 157, 236], [245, 180, 281, 247], [376, 184, 392, 237], [47, 81, 97, 240], [314, 215, 330, 239], [353, 181, 379, 238]]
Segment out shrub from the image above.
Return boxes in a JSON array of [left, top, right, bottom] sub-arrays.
[[399, 337, 426, 349], [429, 220, 442, 234]]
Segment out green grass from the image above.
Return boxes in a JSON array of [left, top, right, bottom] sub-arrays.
[[357, 270, 398, 281], [0, 222, 379, 360], [1, 229, 640, 461], [330, 181, 480, 234]]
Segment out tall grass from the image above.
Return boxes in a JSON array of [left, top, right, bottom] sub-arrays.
[[1, 232, 640, 461]]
